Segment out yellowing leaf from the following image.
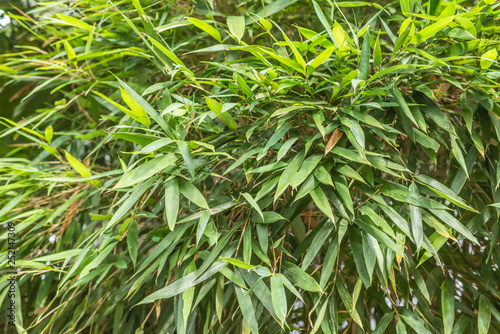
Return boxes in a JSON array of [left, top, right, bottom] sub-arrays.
[[45, 125, 53, 143], [120, 88, 151, 128], [333, 22, 347, 49], [480, 49, 497, 70], [93, 91, 150, 128], [65, 150, 99, 188]]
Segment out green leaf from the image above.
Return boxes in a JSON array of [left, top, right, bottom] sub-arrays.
[[165, 178, 179, 231], [283, 261, 322, 292], [309, 47, 334, 70], [227, 16, 245, 41], [270, 275, 287, 324], [234, 73, 254, 98], [415, 174, 477, 212], [258, 123, 293, 160], [277, 137, 298, 162], [373, 313, 394, 334], [442, 280, 455, 334], [428, 209, 478, 244], [409, 181, 423, 250], [114, 154, 176, 189], [302, 221, 334, 269], [313, 165, 334, 187], [354, 218, 403, 257], [478, 295, 491, 334], [55, 14, 92, 31], [396, 318, 408, 334], [224, 147, 261, 175], [358, 28, 371, 80], [390, 86, 418, 126], [44, 125, 53, 143], [120, 88, 151, 128], [312, 0, 338, 48], [480, 49, 497, 70], [187, 18, 221, 42], [115, 76, 173, 137], [64, 150, 99, 188], [274, 149, 305, 202], [141, 138, 174, 153], [450, 135, 468, 177], [337, 280, 363, 328], [220, 257, 255, 270], [400, 310, 432, 334], [292, 154, 322, 188], [411, 17, 454, 44], [105, 177, 157, 233], [349, 228, 371, 287], [196, 211, 210, 246], [177, 141, 195, 179], [310, 186, 335, 223], [235, 286, 259, 334], [79, 242, 117, 279], [205, 97, 237, 131], [179, 179, 209, 209], [138, 260, 227, 304], [127, 220, 138, 269], [242, 192, 264, 221]]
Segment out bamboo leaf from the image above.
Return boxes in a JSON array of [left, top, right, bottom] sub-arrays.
[[64, 150, 99, 188], [270, 275, 287, 325], [114, 154, 176, 189], [165, 178, 179, 231], [442, 280, 455, 334], [179, 179, 209, 209], [187, 18, 221, 42], [227, 16, 245, 41]]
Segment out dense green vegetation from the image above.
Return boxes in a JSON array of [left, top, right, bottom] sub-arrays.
[[1, 0, 500, 333]]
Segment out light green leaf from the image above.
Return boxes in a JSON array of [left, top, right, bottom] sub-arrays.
[[114, 154, 176, 189], [205, 97, 237, 131], [312, 0, 338, 48], [187, 18, 221, 42], [120, 88, 151, 128], [55, 14, 92, 31], [337, 280, 363, 328], [271, 275, 287, 324], [65, 150, 99, 188], [227, 16, 245, 41], [220, 257, 255, 270], [480, 49, 497, 70], [411, 17, 454, 44], [478, 295, 491, 334], [165, 178, 179, 231]]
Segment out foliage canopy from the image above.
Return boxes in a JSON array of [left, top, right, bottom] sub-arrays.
[[1, 0, 500, 333]]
